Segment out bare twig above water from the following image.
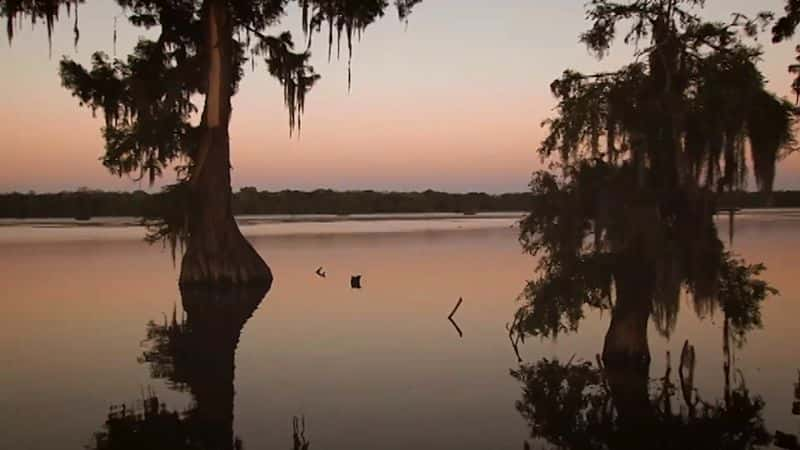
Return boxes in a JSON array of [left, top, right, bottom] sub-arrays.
[[447, 297, 464, 338], [448, 297, 463, 320], [507, 319, 523, 363]]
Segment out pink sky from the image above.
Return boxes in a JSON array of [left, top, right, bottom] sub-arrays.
[[2, 0, 800, 193]]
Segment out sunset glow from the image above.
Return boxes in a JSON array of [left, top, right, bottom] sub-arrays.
[[2, 0, 799, 193]]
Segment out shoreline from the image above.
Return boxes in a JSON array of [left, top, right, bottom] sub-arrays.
[[0, 212, 526, 228]]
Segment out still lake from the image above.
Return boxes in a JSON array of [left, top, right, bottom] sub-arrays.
[[0, 211, 798, 449]]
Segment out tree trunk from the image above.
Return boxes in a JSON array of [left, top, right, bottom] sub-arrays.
[[602, 204, 660, 367], [603, 234, 657, 448], [180, 0, 272, 287], [602, 256, 655, 367]]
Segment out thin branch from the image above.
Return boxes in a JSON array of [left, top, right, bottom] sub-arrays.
[[448, 297, 463, 319]]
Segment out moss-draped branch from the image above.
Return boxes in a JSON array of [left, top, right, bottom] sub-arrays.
[[2, 0, 420, 183]]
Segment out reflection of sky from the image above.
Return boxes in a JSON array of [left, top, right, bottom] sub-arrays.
[[1, 214, 800, 447], [1, 0, 798, 193]]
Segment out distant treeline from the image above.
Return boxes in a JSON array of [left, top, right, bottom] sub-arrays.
[[715, 191, 800, 209], [0, 188, 532, 218], [0, 188, 795, 219]]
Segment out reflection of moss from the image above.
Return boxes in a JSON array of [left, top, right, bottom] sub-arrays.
[[88, 396, 311, 450], [512, 356, 771, 450], [716, 256, 777, 347], [795, 372, 800, 416], [88, 395, 217, 450], [514, 249, 775, 341], [139, 306, 193, 392], [775, 373, 799, 450], [517, 161, 737, 342], [511, 359, 609, 450]]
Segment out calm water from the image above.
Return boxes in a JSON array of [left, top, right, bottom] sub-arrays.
[[0, 212, 798, 449]]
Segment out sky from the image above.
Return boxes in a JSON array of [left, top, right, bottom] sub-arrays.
[[2, 0, 800, 194]]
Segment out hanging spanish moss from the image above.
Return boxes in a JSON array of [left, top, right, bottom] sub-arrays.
[[3, 0, 422, 286], [748, 90, 797, 194], [3, 0, 83, 55], [112, 15, 116, 56], [252, 30, 320, 136], [299, 0, 420, 90], [515, 1, 785, 364]]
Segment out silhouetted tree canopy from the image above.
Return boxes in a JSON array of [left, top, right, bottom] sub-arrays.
[[517, 1, 785, 365], [772, 1, 800, 104], [2, 1, 423, 286], [542, 1, 794, 195], [0, 0, 419, 184], [773, 0, 800, 43], [2, 0, 82, 49]]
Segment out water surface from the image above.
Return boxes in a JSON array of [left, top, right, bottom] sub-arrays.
[[0, 212, 798, 449]]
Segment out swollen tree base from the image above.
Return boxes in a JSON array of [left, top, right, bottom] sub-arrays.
[[602, 252, 655, 370], [179, 218, 273, 287]]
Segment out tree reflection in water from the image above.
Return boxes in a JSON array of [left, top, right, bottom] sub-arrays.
[[85, 285, 312, 450], [511, 349, 771, 450], [510, 189, 792, 450], [510, 201, 787, 450], [774, 372, 800, 449]]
